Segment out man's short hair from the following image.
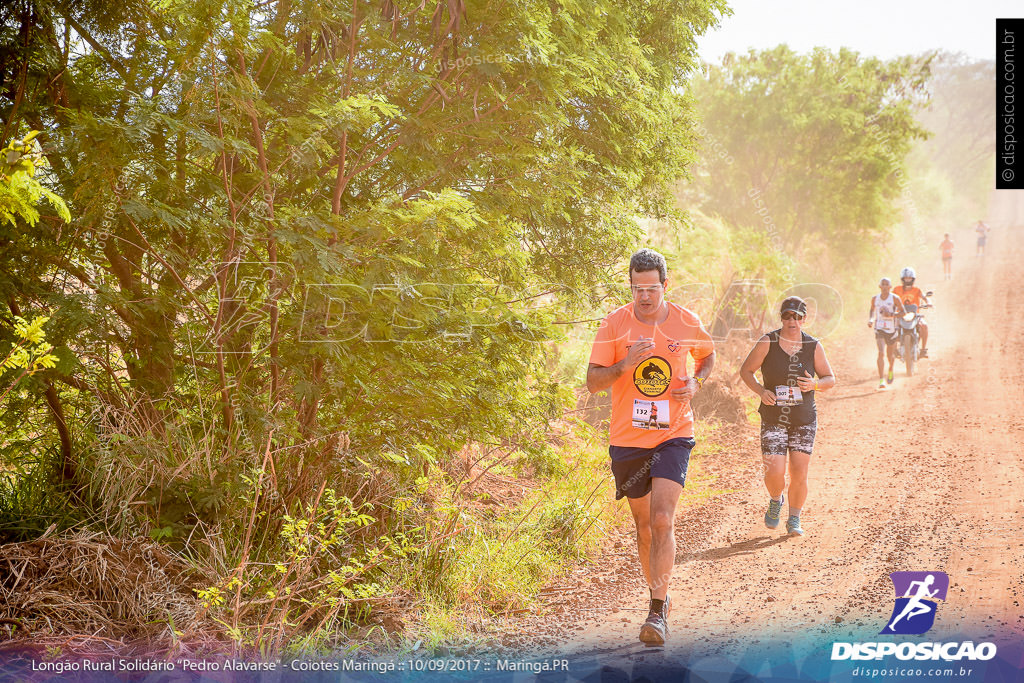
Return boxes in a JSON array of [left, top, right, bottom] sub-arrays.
[[629, 248, 667, 283]]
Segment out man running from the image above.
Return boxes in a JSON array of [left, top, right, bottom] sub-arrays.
[[975, 220, 990, 256], [940, 234, 954, 280], [892, 267, 929, 358], [739, 296, 835, 537], [587, 248, 715, 646], [868, 278, 904, 388]]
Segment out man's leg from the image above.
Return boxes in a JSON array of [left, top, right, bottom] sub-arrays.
[[875, 335, 886, 381], [887, 339, 897, 373], [635, 477, 681, 645], [648, 477, 683, 600], [626, 493, 653, 590], [919, 320, 928, 355]]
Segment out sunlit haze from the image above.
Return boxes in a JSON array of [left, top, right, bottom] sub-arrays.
[[699, 0, 1019, 63]]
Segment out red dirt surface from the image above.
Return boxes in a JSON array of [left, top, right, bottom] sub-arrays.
[[506, 216, 1024, 661]]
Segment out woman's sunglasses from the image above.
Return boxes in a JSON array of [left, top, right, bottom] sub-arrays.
[[781, 311, 805, 321]]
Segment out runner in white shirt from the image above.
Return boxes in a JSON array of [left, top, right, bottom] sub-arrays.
[[868, 278, 905, 389]]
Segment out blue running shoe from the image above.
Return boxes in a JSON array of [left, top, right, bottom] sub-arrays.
[[764, 495, 784, 529], [786, 515, 804, 536]]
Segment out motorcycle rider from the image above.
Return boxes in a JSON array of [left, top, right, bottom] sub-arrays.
[[869, 278, 904, 387], [891, 267, 929, 359]]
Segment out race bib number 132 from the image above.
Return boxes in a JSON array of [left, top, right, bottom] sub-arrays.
[[632, 398, 669, 430]]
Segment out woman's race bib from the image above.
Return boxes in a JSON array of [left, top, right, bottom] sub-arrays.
[[774, 385, 803, 406]]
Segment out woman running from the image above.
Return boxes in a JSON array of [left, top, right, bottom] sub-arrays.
[[739, 296, 836, 536]]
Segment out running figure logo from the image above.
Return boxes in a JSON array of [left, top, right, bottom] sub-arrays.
[[881, 571, 949, 635]]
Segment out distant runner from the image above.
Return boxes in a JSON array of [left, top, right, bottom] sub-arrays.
[[587, 248, 716, 646], [975, 220, 990, 256], [868, 277, 905, 388], [940, 233, 954, 280], [739, 296, 836, 537]]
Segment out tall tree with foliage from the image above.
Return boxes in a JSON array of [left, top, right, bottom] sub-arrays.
[[0, 0, 727, 539], [687, 45, 931, 261]]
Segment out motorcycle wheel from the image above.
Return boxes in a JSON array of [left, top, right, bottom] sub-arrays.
[[904, 335, 915, 377]]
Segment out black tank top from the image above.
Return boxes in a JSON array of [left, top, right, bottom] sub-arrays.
[[758, 329, 818, 426]]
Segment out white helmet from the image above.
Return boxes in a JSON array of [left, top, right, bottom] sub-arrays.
[[900, 266, 916, 282]]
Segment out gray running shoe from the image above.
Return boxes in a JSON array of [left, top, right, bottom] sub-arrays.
[[639, 610, 668, 645], [765, 494, 784, 529], [639, 593, 671, 645]]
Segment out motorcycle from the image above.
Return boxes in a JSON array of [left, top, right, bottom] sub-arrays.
[[895, 291, 933, 377]]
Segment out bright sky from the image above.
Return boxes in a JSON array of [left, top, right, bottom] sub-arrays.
[[699, 0, 1018, 63]]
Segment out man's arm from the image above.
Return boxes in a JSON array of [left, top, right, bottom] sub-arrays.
[[867, 295, 876, 327], [586, 336, 654, 393], [671, 350, 716, 404], [693, 351, 714, 383], [586, 361, 625, 394]]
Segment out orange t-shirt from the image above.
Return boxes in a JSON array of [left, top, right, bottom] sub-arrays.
[[892, 285, 924, 307], [940, 239, 954, 259], [588, 302, 714, 448]]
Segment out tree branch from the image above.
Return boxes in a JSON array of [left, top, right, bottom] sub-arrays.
[[61, 13, 132, 85]]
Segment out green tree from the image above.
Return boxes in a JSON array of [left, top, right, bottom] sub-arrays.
[[0, 128, 73, 491], [1, 0, 727, 529], [687, 45, 931, 262]]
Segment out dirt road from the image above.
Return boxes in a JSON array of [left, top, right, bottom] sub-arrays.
[[513, 218, 1024, 666]]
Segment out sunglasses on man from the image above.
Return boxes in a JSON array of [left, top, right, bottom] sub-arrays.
[[781, 311, 805, 321], [630, 284, 664, 295]]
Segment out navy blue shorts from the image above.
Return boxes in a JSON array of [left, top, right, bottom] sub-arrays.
[[608, 437, 695, 500]]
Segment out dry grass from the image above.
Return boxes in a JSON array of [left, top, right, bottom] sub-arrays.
[[0, 529, 218, 653]]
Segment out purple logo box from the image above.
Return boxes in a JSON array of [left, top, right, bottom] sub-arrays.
[[889, 571, 949, 601]]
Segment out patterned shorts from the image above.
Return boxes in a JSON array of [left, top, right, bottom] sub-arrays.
[[760, 420, 817, 456]]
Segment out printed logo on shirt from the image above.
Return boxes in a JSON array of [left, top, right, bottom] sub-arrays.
[[667, 339, 682, 353], [633, 356, 671, 397]]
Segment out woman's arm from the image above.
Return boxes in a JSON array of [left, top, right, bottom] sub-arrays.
[[739, 335, 776, 405], [811, 342, 836, 391]]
